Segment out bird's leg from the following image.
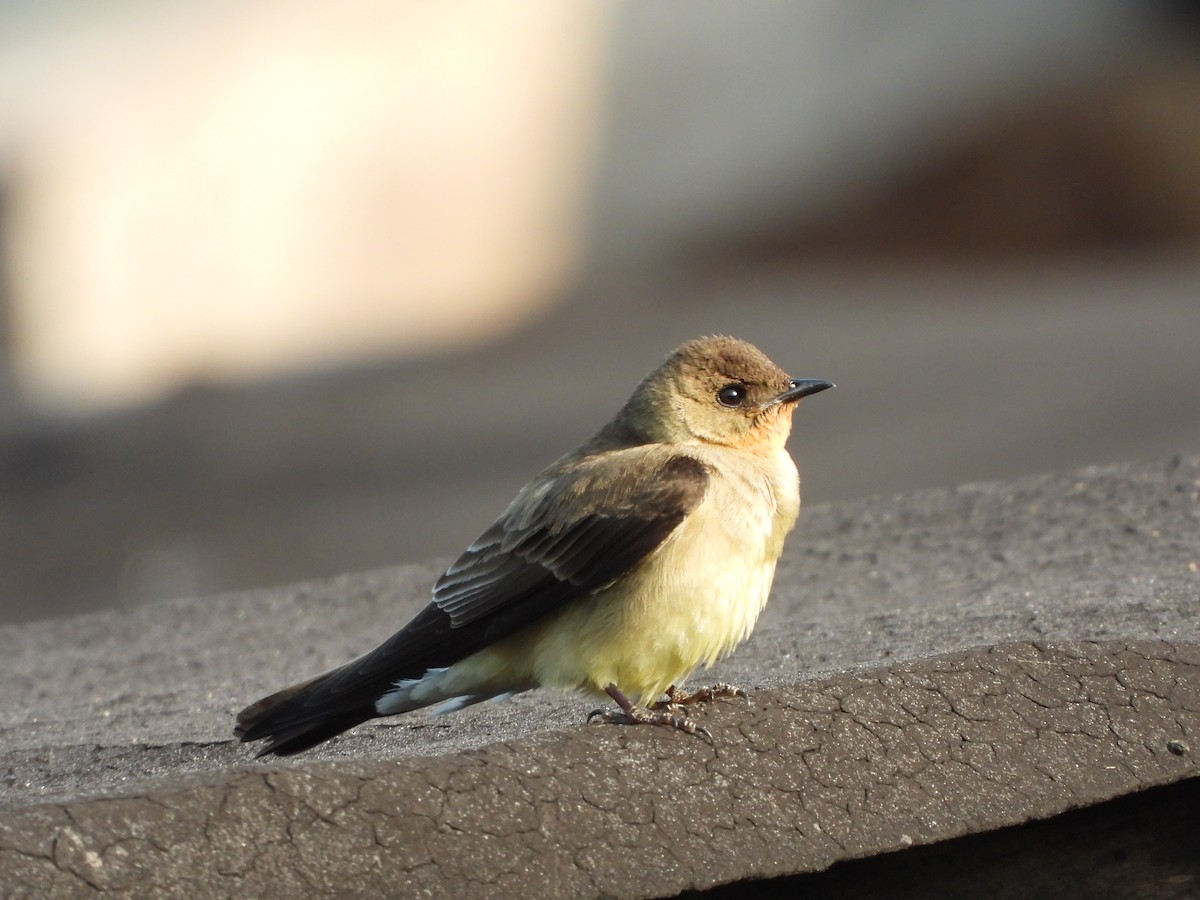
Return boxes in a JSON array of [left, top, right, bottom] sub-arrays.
[[587, 683, 712, 743], [653, 682, 748, 713]]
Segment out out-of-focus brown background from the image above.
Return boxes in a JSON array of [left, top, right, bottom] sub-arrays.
[[1, 1, 1198, 624]]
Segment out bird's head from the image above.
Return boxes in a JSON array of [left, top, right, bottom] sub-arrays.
[[621, 336, 832, 453]]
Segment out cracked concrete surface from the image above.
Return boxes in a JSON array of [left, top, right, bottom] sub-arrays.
[[1, 454, 1198, 896]]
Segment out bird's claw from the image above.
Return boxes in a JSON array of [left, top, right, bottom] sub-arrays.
[[653, 682, 748, 709], [587, 704, 713, 744]]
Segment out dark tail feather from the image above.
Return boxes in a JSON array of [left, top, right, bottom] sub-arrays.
[[235, 669, 375, 757], [244, 710, 374, 757], [235, 603, 476, 755]]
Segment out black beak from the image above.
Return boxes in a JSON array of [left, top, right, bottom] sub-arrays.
[[766, 378, 834, 407]]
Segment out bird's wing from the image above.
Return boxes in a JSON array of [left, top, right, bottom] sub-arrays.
[[432, 449, 709, 633]]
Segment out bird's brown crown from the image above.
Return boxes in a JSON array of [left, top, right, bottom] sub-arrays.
[[599, 336, 800, 451]]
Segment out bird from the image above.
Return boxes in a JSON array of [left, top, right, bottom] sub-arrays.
[[235, 336, 832, 755]]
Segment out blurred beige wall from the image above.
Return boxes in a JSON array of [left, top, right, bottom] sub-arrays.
[[2, 0, 606, 410], [0, 0, 1175, 415]]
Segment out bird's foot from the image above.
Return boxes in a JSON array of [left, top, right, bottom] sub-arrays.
[[653, 682, 747, 712], [587, 683, 713, 743], [587, 704, 712, 742]]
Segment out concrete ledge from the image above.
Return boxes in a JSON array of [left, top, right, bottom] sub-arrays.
[[2, 454, 1198, 896], [2, 640, 1198, 896]]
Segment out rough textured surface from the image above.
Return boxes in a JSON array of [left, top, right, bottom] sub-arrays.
[[1, 453, 1198, 896], [0, 640, 1197, 897], [700, 778, 1200, 899]]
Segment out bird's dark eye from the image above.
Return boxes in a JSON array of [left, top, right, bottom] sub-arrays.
[[716, 384, 747, 408]]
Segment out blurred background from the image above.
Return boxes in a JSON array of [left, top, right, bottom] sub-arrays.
[[1, 0, 1198, 623]]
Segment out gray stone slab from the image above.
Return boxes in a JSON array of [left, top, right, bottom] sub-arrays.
[[1, 453, 1198, 895]]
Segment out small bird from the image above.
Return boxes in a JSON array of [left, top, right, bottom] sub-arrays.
[[235, 336, 832, 755]]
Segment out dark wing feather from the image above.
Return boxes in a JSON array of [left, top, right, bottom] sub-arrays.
[[236, 450, 709, 754], [432, 452, 709, 627]]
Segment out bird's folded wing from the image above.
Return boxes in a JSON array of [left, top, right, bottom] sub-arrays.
[[434, 449, 709, 631]]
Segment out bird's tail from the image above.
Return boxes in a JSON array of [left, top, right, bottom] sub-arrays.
[[234, 667, 374, 757], [234, 604, 510, 755]]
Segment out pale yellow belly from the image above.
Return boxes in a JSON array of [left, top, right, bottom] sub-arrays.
[[441, 500, 785, 704], [526, 540, 779, 704]]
